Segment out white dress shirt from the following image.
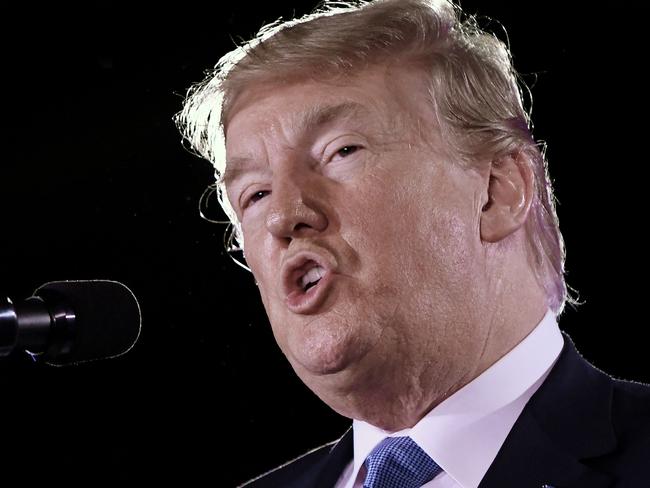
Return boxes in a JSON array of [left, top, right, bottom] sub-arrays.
[[334, 308, 564, 488]]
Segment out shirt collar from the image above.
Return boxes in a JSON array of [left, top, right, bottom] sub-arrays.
[[349, 308, 563, 488]]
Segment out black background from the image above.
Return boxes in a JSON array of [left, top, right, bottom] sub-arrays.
[[1, 1, 648, 485]]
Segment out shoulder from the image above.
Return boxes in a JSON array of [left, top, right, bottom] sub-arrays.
[[236, 440, 337, 488], [607, 376, 650, 463], [611, 375, 650, 421], [566, 358, 650, 480]]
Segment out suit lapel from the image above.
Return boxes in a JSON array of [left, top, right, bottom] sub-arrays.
[[479, 332, 617, 488], [313, 426, 353, 488]]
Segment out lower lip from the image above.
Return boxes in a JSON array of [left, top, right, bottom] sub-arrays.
[[285, 270, 334, 314]]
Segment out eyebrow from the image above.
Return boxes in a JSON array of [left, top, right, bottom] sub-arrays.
[[220, 101, 371, 188]]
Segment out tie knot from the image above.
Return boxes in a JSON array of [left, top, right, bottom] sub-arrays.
[[363, 436, 443, 488]]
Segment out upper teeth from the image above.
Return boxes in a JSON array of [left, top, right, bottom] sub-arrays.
[[300, 266, 325, 289]]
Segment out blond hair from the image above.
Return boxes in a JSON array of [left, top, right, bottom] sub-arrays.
[[174, 0, 580, 316]]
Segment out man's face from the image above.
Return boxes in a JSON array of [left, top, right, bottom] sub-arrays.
[[224, 65, 492, 419]]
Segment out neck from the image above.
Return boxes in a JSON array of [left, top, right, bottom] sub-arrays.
[[308, 234, 551, 432], [362, 294, 549, 432]]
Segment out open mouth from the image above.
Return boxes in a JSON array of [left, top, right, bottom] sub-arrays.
[[283, 256, 334, 314], [299, 265, 325, 292]]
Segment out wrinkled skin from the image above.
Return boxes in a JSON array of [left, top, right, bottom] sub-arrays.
[[224, 64, 548, 430]]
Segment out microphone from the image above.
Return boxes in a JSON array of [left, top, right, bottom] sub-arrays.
[[0, 279, 141, 366]]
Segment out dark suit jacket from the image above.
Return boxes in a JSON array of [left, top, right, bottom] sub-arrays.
[[239, 332, 650, 487]]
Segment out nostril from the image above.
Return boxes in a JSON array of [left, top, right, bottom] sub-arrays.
[[266, 197, 328, 239]]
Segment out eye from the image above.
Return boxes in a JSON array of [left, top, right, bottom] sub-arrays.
[[333, 145, 360, 160], [243, 190, 270, 209]]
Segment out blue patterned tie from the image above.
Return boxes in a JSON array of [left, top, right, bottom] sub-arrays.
[[363, 436, 443, 488]]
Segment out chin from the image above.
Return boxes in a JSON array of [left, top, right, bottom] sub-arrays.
[[283, 318, 372, 376]]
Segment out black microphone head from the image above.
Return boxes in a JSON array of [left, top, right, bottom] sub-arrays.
[[32, 279, 141, 366]]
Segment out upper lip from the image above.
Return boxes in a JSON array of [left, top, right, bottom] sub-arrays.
[[281, 247, 336, 299]]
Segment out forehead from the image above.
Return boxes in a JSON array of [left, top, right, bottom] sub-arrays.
[[235, 99, 377, 142], [221, 66, 440, 189], [225, 65, 432, 143]]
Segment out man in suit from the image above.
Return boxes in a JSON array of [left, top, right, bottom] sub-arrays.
[[175, 0, 650, 486]]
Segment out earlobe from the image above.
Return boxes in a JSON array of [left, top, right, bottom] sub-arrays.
[[480, 151, 535, 243]]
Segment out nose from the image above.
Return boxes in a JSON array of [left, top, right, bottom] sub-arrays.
[[265, 171, 328, 242]]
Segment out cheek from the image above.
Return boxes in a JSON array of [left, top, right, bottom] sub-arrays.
[[341, 167, 430, 260], [243, 230, 277, 303], [349, 175, 478, 307], [413, 212, 485, 340], [339, 168, 410, 246], [243, 228, 297, 343]]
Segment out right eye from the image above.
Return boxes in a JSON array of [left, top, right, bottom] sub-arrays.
[[243, 190, 270, 208], [332, 145, 361, 161]]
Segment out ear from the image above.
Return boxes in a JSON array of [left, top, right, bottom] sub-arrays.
[[480, 151, 535, 243]]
